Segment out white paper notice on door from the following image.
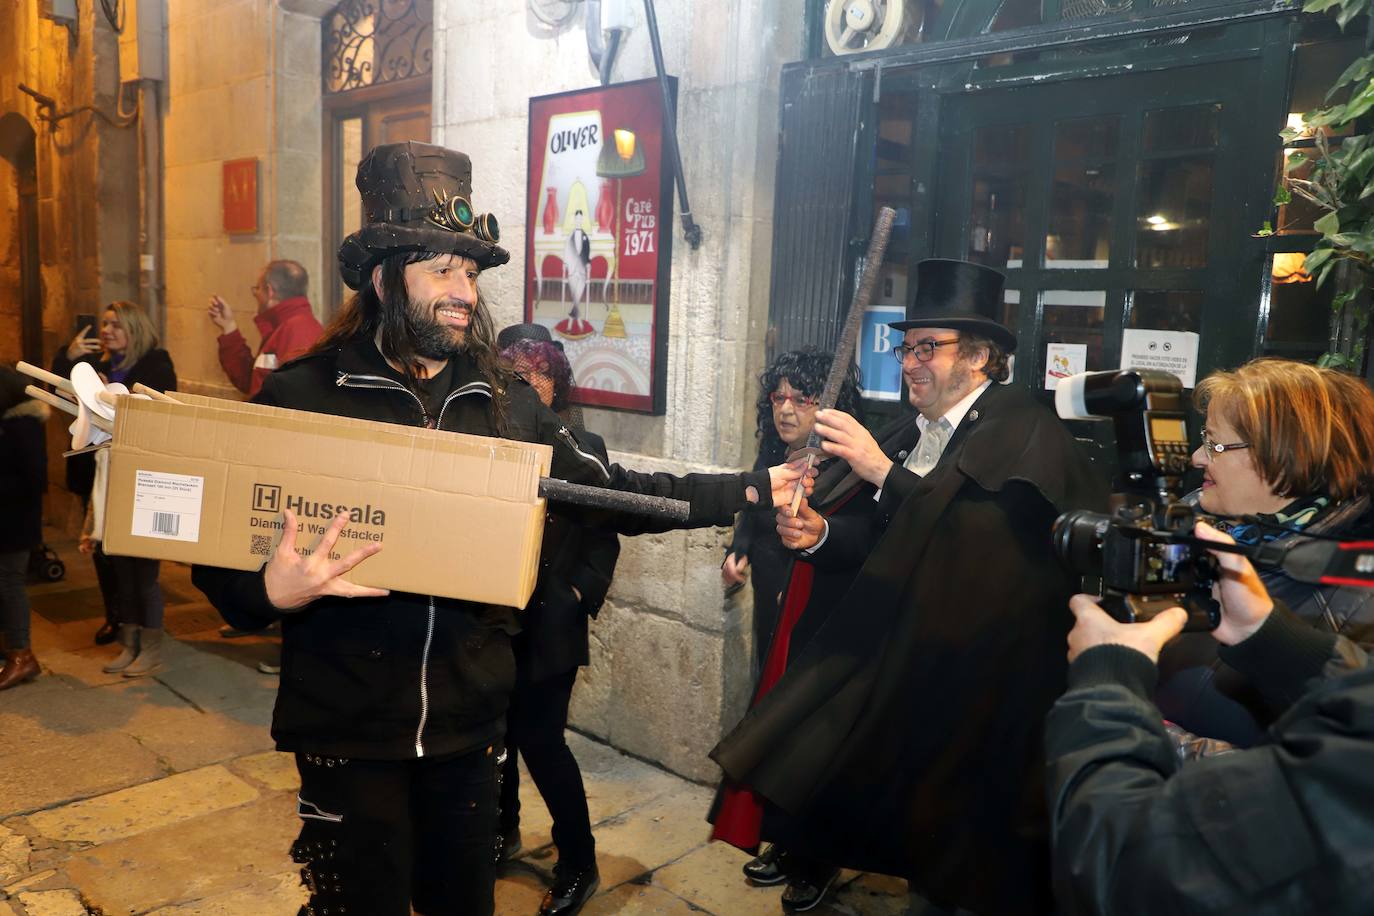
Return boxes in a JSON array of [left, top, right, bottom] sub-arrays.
[[1044, 343, 1087, 390], [1119, 329, 1200, 388]]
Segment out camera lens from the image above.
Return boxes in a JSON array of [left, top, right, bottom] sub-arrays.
[[1053, 510, 1111, 575]]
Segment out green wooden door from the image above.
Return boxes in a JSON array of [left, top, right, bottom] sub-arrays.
[[934, 59, 1265, 404]]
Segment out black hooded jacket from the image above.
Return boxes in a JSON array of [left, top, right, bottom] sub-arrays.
[[1047, 604, 1374, 916], [192, 337, 770, 760]]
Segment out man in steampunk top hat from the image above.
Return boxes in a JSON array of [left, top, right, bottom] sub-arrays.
[[192, 141, 808, 916], [713, 259, 1106, 915]]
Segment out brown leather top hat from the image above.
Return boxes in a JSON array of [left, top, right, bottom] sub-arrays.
[[338, 141, 510, 290], [889, 259, 1015, 352]]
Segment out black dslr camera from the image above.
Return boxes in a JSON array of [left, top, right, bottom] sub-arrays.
[[1052, 369, 1221, 631]]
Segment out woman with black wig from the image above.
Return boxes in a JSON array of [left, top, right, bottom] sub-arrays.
[[715, 348, 862, 912], [722, 349, 862, 672]]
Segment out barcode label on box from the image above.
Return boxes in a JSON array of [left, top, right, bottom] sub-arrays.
[[131, 470, 204, 543]]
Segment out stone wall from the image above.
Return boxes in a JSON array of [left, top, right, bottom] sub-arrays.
[[433, 0, 802, 781], [0, 0, 140, 524], [162, 0, 325, 398]]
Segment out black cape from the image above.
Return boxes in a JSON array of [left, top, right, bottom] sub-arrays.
[[711, 383, 1106, 915]]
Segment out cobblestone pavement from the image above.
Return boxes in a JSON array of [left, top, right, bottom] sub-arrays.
[[0, 534, 907, 915]]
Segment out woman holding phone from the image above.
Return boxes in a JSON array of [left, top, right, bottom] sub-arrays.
[[54, 301, 177, 670]]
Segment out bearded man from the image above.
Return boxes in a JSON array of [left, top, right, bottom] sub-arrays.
[[192, 141, 805, 916]]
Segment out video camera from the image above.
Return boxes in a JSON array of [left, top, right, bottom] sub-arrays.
[[1052, 369, 1374, 632], [1052, 369, 1221, 631]]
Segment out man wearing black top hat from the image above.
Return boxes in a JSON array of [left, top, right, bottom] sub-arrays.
[[192, 141, 808, 916], [712, 259, 1105, 915]]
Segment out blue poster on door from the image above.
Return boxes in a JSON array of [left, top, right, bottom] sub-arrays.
[[857, 305, 906, 401]]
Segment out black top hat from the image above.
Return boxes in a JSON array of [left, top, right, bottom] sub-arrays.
[[337, 141, 510, 290], [888, 259, 1015, 352], [497, 322, 562, 352]]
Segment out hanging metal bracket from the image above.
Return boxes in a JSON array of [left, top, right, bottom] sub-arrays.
[[641, 0, 703, 250]]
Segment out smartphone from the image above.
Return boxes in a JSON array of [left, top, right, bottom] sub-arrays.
[[75, 313, 97, 338]]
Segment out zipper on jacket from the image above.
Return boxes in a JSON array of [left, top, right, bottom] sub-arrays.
[[336, 371, 490, 429], [336, 370, 491, 758], [415, 596, 436, 757], [555, 425, 611, 481]]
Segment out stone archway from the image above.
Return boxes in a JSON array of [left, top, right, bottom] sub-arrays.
[[0, 112, 41, 364]]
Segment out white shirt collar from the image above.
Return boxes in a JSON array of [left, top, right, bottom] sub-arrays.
[[916, 379, 992, 435]]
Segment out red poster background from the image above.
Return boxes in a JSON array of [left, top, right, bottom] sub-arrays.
[[524, 78, 675, 414]]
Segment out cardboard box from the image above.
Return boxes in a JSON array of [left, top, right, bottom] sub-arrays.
[[102, 393, 552, 608]]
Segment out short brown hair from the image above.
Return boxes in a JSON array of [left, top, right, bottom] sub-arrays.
[[957, 332, 1012, 383], [1194, 358, 1374, 502]]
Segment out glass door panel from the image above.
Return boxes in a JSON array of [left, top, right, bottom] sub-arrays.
[[1043, 289, 1108, 370], [1128, 290, 1204, 332], [969, 123, 1031, 271], [1046, 116, 1119, 269]]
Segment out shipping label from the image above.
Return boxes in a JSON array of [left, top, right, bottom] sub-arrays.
[[131, 470, 204, 542]]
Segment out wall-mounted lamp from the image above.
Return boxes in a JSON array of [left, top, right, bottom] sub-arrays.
[[1271, 251, 1312, 284]]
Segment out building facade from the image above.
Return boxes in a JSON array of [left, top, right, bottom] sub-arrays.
[[3, 0, 1368, 780]]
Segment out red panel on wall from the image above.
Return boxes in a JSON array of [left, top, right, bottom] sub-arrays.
[[222, 158, 259, 235]]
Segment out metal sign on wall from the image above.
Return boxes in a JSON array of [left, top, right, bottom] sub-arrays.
[[524, 78, 677, 415], [222, 158, 258, 235]]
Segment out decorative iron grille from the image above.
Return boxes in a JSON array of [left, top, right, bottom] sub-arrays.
[[324, 0, 433, 94], [1060, 0, 1133, 20]]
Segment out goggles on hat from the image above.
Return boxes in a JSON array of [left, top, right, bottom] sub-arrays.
[[421, 189, 501, 243]]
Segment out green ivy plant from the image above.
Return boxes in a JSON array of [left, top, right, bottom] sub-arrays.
[[1269, 0, 1374, 370]]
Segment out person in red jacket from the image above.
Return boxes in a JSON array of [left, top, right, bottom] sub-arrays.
[[208, 259, 324, 398]]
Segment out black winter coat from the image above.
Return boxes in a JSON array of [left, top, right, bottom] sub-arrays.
[[52, 347, 177, 498], [775, 412, 921, 663], [1047, 604, 1374, 916], [0, 398, 49, 554], [713, 383, 1106, 915], [192, 338, 768, 761], [515, 427, 620, 682], [725, 442, 791, 661]]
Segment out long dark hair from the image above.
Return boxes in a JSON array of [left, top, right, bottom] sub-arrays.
[[315, 251, 509, 432], [755, 347, 864, 463]]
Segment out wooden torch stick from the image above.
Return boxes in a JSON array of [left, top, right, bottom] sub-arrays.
[[16, 361, 76, 395], [787, 206, 898, 517], [132, 383, 180, 402], [24, 385, 114, 433]]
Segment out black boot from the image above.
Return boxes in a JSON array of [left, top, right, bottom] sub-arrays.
[[742, 843, 789, 886], [781, 864, 840, 913], [538, 862, 599, 916], [94, 620, 118, 645]]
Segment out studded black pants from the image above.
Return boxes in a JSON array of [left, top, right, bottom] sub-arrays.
[[291, 744, 500, 916]]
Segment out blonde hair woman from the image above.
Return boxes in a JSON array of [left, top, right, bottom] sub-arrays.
[[52, 300, 176, 666], [1157, 358, 1374, 750]]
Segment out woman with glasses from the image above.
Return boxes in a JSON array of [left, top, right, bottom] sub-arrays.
[[1156, 357, 1374, 753], [715, 348, 862, 912], [721, 348, 861, 676]]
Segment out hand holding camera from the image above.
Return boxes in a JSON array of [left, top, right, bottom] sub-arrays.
[[1191, 520, 1273, 645], [1067, 519, 1280, 661]]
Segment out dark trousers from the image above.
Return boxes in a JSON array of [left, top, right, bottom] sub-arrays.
[[292, 744, 501, 916], [92, 545, 163, 629], [500, 667, 596, 868], [0, 550, 31, 650]]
